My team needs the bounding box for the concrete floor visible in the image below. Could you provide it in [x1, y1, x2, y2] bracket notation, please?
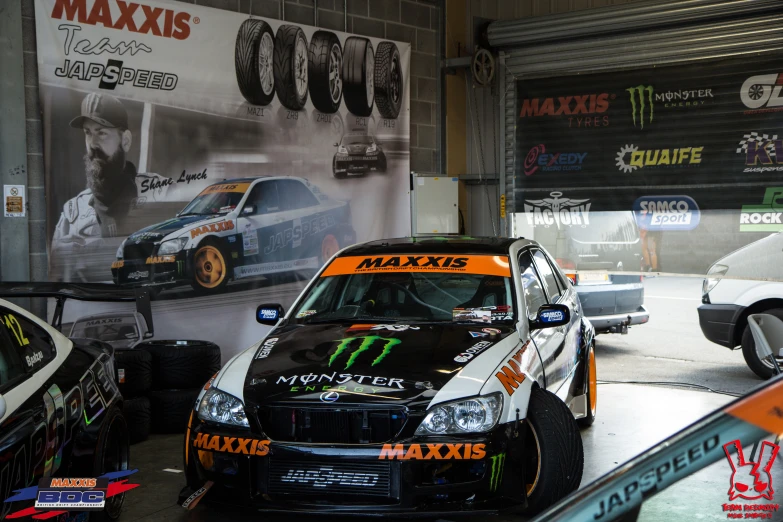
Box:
[119, 383, 783, 522]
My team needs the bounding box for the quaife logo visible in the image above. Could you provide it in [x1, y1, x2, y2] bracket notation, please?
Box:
[330, 336, 401, 369]
[523, 192, 591, 229]
[739, 187, 783, 232]
[51, 0, 194, 40]
[615, 144, 703, 173]
[737, 132, 783, 172]
[626, 85, 654, 129]
[519, 93, 612, 128]
[741, 73, 783, 114]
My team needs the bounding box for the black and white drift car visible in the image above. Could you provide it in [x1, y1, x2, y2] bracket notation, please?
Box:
[179, 237, 597, 515]
[111, 176, 356, 293]
[332, 133, 387, 178]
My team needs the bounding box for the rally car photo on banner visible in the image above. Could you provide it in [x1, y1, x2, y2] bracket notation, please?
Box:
[178, 237, 598, 515]
[111, 177, 356, 294]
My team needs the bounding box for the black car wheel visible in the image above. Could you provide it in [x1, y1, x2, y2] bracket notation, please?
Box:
[191, 241, 230, 293]
[521, 387, 584, 515]
[741, 308, 783, 379]
[91, 406, 130, 521]
[274, 25, 309, 111]
[342, 37, 374, 117]
[577, 341, 597, 428]
[374, 42, 403, 119]
[235, 19, 275, 106]
[309, 31, 342, 113]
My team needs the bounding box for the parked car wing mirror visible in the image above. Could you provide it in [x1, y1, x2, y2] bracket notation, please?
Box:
[530, 304, 570, 330]
[242, 205, 256, 215]
[256, 303, 284, 326]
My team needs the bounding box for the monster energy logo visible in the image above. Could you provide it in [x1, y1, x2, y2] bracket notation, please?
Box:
[489, 453, 506, 492]
[329, 336, 401, 370]
[627, 85, 654, 129]
[176, 260, 184, 275]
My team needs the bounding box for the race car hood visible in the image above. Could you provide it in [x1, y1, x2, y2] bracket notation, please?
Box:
[242, 322, 516, 408]
[346, 144, 370, 154]
[128, 214, 234, 243]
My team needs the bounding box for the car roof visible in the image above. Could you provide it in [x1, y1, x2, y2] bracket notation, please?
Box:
[208, 176, 310, 185]
[339, 236, 534, 256]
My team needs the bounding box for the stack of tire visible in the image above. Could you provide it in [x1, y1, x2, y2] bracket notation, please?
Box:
[114, 340, 221, 444]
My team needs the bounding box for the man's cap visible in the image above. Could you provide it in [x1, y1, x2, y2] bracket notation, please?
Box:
[69, 93, 129, 130]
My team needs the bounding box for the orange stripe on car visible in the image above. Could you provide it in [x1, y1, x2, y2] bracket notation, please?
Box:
[724, 378, 783, 434]
[321, 254, 511, 277]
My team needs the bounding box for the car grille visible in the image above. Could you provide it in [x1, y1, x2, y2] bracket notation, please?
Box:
[123, 243, 155, 260]
[268, 460, 392, 498]
[258, 406, 406, 444]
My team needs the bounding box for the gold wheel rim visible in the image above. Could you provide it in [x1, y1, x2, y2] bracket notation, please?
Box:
[321, 234, 339, 261]
[589, 344, 597, 415]
[194, 245, 226, 289]
[524, 419, 542, 496]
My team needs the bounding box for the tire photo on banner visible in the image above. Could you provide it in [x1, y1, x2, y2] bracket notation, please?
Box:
[274, 25, 309, 111]
[342, 36, 374, 117]
[235, 19, 276, 106]
[308, 31, 343, 114]
[374, 42, 403, 119]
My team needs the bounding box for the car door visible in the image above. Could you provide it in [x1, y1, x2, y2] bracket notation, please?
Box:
[532, 248, 582, 397]
[517, 249, 563, 393]
[274, 179, 326, 264]
[236, 180, 286, 275]
[0, 306, 61, 519]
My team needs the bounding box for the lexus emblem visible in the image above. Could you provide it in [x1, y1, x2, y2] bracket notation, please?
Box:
[320, 391, 339, 403]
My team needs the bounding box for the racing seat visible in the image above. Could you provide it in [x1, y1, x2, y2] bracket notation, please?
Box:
[363, 274, 432, 319]
[458, 275, 507, 309]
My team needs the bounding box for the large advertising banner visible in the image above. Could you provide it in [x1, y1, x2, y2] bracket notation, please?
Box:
[511, 55, 783, 275]
[34, 0, 411, 358]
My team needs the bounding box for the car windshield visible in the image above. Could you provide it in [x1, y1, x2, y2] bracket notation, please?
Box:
[290, 254, 515, 324]
[178, 183, 249, 216]
[70, 317, 139, 343]
[343, 135, 373, 145]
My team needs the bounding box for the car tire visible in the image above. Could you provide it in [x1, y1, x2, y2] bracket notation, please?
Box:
[191, 241, 230, 293]
[308, 31, 342, 113]
[332, 156, 347, 179]
[91, 406, 130, 521]
[521, 387, 584, 515]
[576, 341, 597, 428]
[122, 396, 151, 445]
[114, 348, 152, 398]
[149, 389, 201, 434]
[320, 234, 341, 264]
[273, 25, 309, 111]
[139, 340, 221, 390]
[342, 36, 374, 117]
[374, 42, 403, 119]
[235, 19, 276, 106]
[741, 308, 783, 379]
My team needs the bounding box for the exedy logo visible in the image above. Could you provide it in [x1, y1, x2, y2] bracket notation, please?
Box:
[330, 336, 401, 369]
[626, 85, 654, 129]
[739, 187, 783, 232]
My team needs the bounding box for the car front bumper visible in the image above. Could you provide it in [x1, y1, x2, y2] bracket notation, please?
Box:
[697, 303, 744, 348]
[334, 153, 386, 173]
[111, 254, 187, 287]
[180, 417, 529, 515]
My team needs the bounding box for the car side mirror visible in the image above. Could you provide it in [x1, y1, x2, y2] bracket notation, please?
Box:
[333, 142, 339, 147]
[0, 394, 6, 420]
[529, 304, 570, 330]
[242, 205, 256, 215]
[257, 303, 284, 326]
[143, 331, 154, 339]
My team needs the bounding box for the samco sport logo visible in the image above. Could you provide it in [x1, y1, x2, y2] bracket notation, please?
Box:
[190, 220, 234, 239]
[615, 144, 703, 173]
[379, 443, 487, 460]
[330, 336, 401, 370]
[523, 144, 587, 176]
[51, 0, 195, 40]
[633, 195, 701, 231]
[741, 73, 783, 114]
[739, 187, 783, 232]
[192, 433, 270, 456]
[737, 132, 783, 172]
[523, 192, 591, 229]
[519, 93, 612, 128]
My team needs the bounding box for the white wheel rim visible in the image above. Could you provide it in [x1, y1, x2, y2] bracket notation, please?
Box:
[258, 32, 274, 96]
[329, 43, 342, 104]
[295, 35, 308, 98]
[365, 46, 374, 107]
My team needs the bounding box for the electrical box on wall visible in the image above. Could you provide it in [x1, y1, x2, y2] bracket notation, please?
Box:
[411, 174, 459, 235]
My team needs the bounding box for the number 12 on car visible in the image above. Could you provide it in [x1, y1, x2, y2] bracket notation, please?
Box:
[3, 314, 30, 346]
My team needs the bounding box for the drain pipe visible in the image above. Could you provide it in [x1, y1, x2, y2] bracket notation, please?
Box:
[344, 0, 347, 31]
[314, 0, 317, 25]
[281, 0, 285, 20]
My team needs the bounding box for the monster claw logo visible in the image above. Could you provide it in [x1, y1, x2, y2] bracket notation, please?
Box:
[724, 439, 779, 501]
[329, 336, 401, 369]
[627, 85, 654, 128]
[489, 453, 506, 492]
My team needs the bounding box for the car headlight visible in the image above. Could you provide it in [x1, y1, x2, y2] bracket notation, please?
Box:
[157, 238, 187, 256]
[338, 145, 348, 154]
[116, 240, 125, 260]
[197, 388, 249, 427]
[703, 263, 728, 295]
[415, 393, 502, 435]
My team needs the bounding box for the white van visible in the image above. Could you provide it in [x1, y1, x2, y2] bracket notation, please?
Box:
[698, 232, 783, 378]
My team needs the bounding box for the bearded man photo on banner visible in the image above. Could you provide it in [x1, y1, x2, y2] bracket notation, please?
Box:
[50, 92, 168, 282]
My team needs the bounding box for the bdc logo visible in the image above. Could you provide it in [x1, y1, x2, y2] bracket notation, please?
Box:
[626, 85, 654, 129]
[329, 336, 401, 369]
